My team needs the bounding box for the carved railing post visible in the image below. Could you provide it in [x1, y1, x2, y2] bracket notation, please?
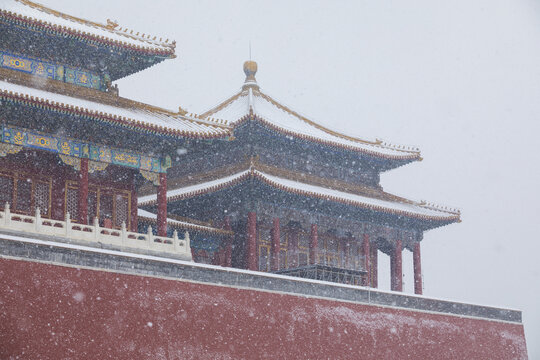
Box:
[173, 230, 180, 252]
[35, 207, 41, 233]
[65, 212, 71, 237]
[184, 231, 190, 254]
[5, 203, 11, 227]
[147, 225, 153, 249]
[121, 221, 127, 246]
[93, 217, 99, 240]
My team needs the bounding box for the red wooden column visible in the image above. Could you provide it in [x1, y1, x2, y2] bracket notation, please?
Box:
[270, 218, 280, 271]
[78, 158, 88, 224]
[309, 224, 318, 265]
[413, 242, 423, 295]
[362, 234, 370, 286]
[157, 173, 167, 237]
[370, 246, 378, 288]
[247, 212, 257, 271]
[130, 172, 138, 232]
[224, 216, 233, 267]
[391, 239, 403, 292]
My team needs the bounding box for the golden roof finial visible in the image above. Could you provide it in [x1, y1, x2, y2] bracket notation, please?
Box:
[242, 60, 259, 90]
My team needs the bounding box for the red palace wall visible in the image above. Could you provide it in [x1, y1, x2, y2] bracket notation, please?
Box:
[0, 258, 527, 360]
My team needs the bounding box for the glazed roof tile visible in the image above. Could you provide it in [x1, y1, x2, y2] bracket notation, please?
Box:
[138, 167, 460, 223]
[0, 77, 231, 139]
[201, 73, 421, 160]
[0, 0, 175, 54]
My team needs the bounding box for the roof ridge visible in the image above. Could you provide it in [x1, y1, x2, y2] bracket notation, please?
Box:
[254, 89, 382, 147]
[143, 159, 458, 220]
[4, 0, 175, 52]
[0, 67, 231, 131]
[200, 89, 245, 119]
[139, 164, 459, 222]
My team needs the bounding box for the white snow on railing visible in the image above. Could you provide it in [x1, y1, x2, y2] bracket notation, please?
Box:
[0, 203, 191, 260]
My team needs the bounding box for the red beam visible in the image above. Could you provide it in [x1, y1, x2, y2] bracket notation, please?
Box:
[362, 234, 370, 286]
[271, 218, 280, 271]
[247, 212, 257, 271]
[392, 239, 403, 292]
[224, 216, 233, 267]
[157, 173, 167, 237]
[414, 242, 423, 295]
[78, 158, 88, 224]
[370, 246, 378, 288]
[309, 224, 318, 265]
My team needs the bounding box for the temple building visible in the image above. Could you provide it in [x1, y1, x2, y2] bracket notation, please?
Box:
[0, 2, 527, 359]
[138, 61, 460, 293]
[0, 0, 233, 259]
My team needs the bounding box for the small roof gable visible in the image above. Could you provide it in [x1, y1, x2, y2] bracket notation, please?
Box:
[201, 61, 422, 162]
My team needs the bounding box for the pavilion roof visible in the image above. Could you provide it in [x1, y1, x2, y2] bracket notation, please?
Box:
[137, 209, 232, 236]
[0, 68, 231, 139]
[200, 61, 422, 162]
[0, 0, 175, 56]
[138, 164, 460, 224]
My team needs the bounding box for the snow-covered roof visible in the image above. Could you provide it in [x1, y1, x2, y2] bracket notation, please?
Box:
[0, 72, 231, 139]
[137, 209, 231, 235]
[138, 166, 460, 223]
[201, 61, 421, 161]
[0, 0, 175, 55]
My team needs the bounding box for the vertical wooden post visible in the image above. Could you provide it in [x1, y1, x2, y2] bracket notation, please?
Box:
[247, 212, 257, 271]
[271, 217, 280, 271]
[362, 233, 370, 286]
[392, 238, 403, 292]
[78, 158, 88, 225]
[224, 216, 233, 267]
[413, 242, 423, 295]
[309, 223, 318, 265]
[157, 173, 167, 237]
[370, 246, 378, 288]
[131, 172, 138, 232]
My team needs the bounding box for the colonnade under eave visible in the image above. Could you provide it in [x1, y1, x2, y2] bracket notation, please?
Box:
[214, 211, 424, 295]
[76, 157, 169, 236]
[0, 145, 170, 237]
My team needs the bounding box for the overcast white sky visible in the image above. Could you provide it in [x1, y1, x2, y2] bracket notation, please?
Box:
[45, 0, 540, 356]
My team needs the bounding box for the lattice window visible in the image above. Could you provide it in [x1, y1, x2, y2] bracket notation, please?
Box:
[279, 249, 287, 270]
[298, 252, 308, 267]
[0, 175, 13, 208]
[88, 191, 97, 223]
[15, 178, 32, 213]
[66, 181, 130, 228]
[35, 181, 50, 216]
[66, 186, 78, 220]
[115, 194, 128, 227]
[258, 245, 270, 272]
[99, 193, 113, 222]
[66, 186, 78, 219]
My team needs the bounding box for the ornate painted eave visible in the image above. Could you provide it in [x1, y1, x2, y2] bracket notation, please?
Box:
[0, 67, 232, 140]
[0, 0, 175, 57]
[138, 162, 461, 224]
[138, 209, 233, 236]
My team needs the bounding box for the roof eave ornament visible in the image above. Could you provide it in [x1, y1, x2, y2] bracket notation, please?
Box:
[242, 60, 259, 91]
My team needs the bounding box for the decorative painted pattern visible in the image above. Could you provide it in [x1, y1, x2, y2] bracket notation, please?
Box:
[0, 143, 22, 157]
[0, 51, 101, 90]
[65, 67, 101, 89]
[1, 125, 167, 173]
